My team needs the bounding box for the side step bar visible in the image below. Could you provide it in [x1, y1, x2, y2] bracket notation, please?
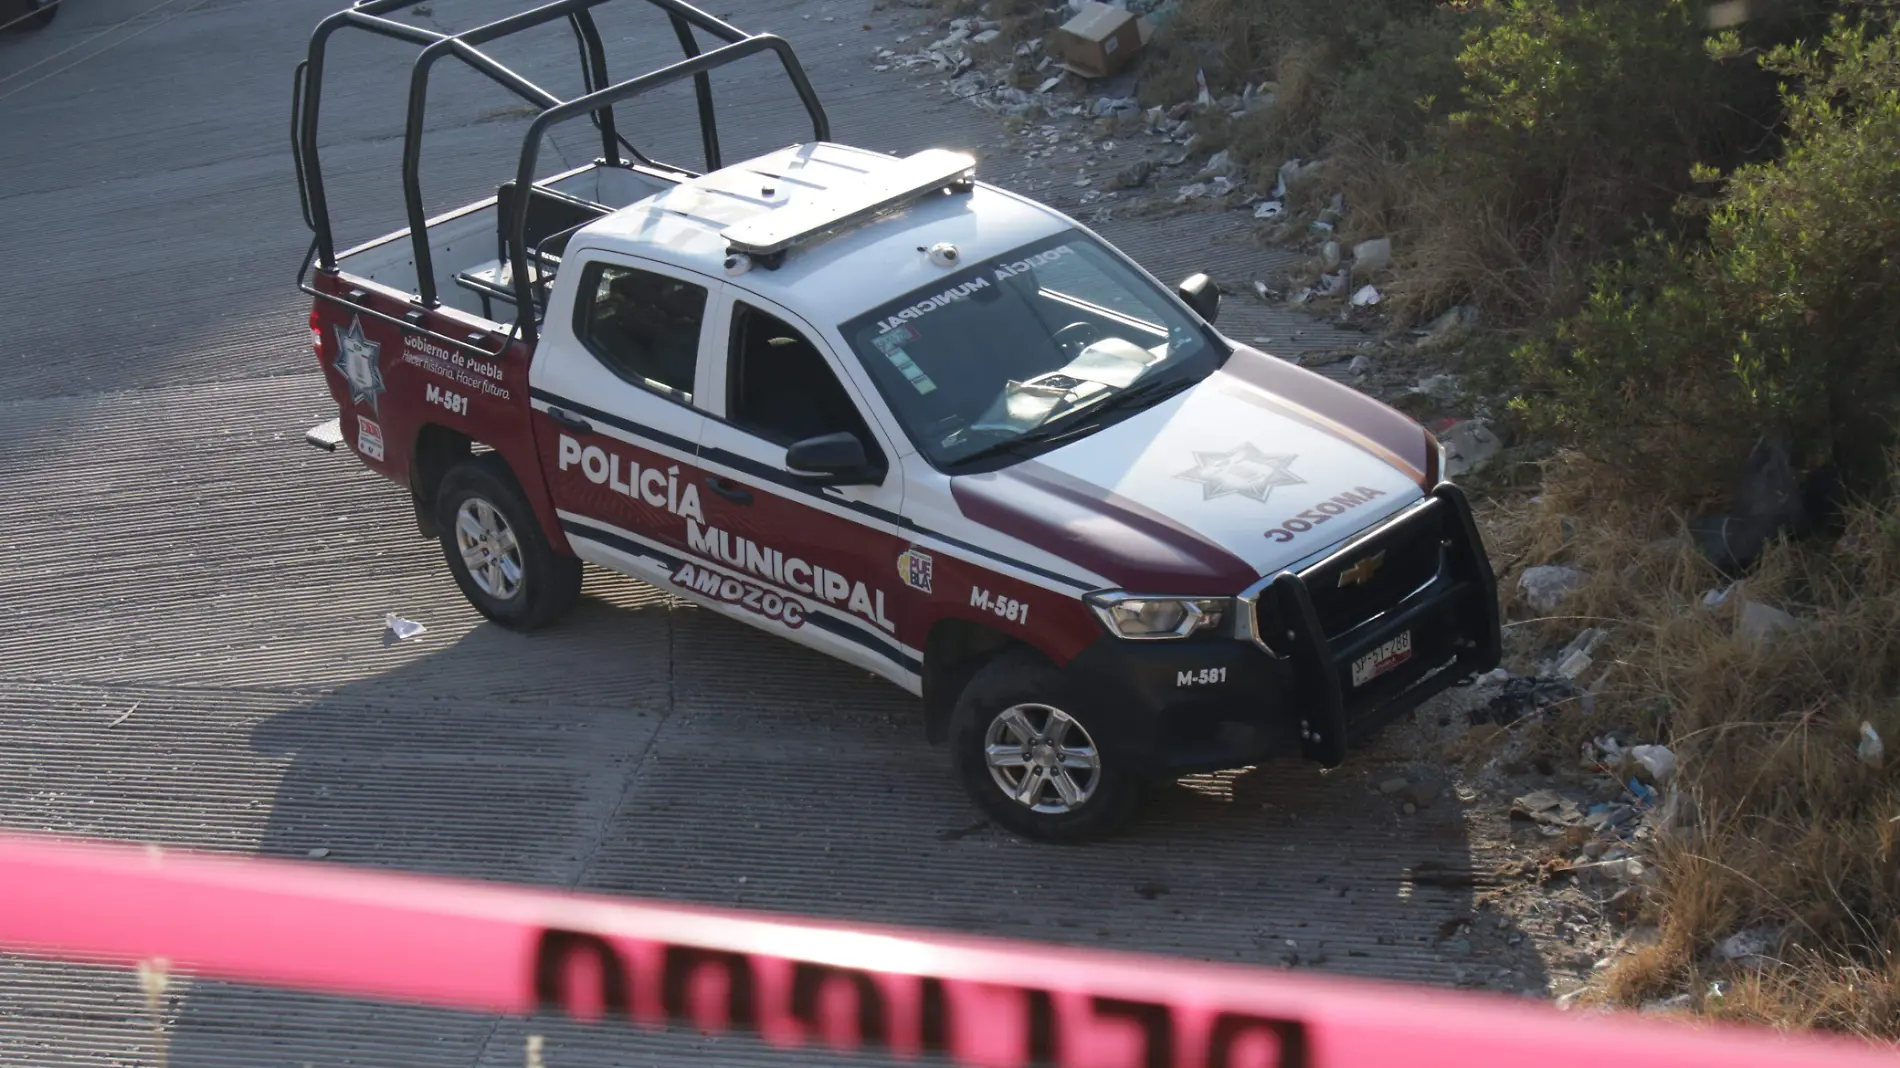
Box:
[305, 418, 344, 452]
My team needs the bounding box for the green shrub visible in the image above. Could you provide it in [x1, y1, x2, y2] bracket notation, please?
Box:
[1511, 8, 1900, 501]
[1392, 0, 1777, 323]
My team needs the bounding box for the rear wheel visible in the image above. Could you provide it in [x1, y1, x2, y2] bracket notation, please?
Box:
[950, 650, 1143, 843]
[435, 455, 580, 630]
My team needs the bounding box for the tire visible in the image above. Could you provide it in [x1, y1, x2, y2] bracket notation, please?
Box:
[949, 649, 1144, 843]
[434, 454, 581, 630]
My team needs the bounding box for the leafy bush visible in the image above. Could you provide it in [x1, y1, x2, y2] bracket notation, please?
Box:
[1393, 0, 1780, 323]
[1512, 8, 1900, 500]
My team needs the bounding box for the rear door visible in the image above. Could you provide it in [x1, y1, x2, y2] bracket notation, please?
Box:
[691, 291, 922, 689]
[528, 251, 721, 586]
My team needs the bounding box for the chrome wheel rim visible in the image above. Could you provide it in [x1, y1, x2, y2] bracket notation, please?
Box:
[454, 497, 524, 600]
[983, 703, 1100, 814]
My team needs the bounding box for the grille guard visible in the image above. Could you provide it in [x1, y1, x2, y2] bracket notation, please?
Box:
[1236, 482, 1502, 765]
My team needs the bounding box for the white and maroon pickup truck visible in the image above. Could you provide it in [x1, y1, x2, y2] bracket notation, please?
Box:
[293, 0, 1501, 841]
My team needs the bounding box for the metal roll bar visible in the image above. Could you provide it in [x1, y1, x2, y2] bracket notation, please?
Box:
[292, 0, 830, 321]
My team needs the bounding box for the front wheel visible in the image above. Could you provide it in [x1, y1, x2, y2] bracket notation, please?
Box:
[434, 455, 581, 630]
[950, 650, 1144, 843]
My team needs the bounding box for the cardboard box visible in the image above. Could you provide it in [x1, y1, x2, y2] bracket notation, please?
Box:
[1049, 2, 1144, 80]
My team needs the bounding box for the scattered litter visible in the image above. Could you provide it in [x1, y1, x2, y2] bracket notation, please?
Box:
[1518, 565, 1587, 613]
[107, 702, 139, 729]
[1511, 789, 1583, 825]
[1050, 2, 1146, 79]
[1250, 280, 1281, 302]
[972, 27, 1000, 44]
[1108, 159, 1154, 189]
[1626, 779, 1659, 808]
[1314, 267, 1351, 297]
[1092, 95, 1139, 118]
[1272, 158, 1308, 198]
[1543, 628, 1607, 677]
[1347, 354, 1372, 377]
[1480, 675, 1578, 725]
[1702, 581, 1746, 608]
[1417, 304, 1477, 343]
[1716, 927, 1775, 966]
[1035, 74, 1064, 94]
[1195, 66, 1212, 106]
[1554, 648, 1592, 680]
[1196, 149, 1234, 179]
[1319, 240, 1341, 271]
[307, 848, 331, 859]
[1307, 219, 1335, 234]
[1442, 418, 1502, 478]
[1252, 199, 1284, 219]
[1627, 744, 1677, 786]
[1352, 237, 1393, 273]
[384, 613, 427, 641]
[1349, 284, 1382, 307]
[1378, 777, 1410, 795]
[1410, 373, 1462, 406]
[1736, 600, 1797, 644]
[1860, 721, 1885, 768]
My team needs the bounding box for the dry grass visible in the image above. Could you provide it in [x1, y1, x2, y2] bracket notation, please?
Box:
[1480, 454, 1900, 1037]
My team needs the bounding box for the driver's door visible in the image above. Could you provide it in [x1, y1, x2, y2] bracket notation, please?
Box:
[691, 292, 919, 687]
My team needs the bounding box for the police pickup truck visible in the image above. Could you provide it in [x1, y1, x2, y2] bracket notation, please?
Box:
[294, 0, 1501, 842]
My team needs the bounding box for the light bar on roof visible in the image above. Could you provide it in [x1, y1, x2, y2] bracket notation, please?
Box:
[721, 148, 976, 260]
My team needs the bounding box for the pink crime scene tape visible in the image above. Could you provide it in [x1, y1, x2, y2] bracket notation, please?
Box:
[0, 830, 1893, 1068]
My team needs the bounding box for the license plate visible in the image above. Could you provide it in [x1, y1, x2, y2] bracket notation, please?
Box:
[1351, 630, 1413, 687]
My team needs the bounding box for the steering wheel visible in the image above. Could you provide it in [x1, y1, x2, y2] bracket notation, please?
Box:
[1052, 321, 1106, 357]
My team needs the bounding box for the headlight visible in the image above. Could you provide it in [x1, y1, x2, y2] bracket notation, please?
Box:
[1086, 593, 1229, 639]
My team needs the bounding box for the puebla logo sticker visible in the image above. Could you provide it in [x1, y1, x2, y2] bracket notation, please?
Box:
[896, 548, 934, 593]
[334, 316, 387, 418]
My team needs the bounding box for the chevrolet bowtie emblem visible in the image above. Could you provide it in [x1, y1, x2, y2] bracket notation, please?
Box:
[1337, 551, 1386, 588]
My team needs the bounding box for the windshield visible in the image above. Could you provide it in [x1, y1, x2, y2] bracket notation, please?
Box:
[839, 230, 1225, 469]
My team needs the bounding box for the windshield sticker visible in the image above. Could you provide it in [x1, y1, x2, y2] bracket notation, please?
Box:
[891, 352, 937, 394]
[871, 326, 936, 392]
[871, 326, 915, 353]
[876, 276, 992, 334]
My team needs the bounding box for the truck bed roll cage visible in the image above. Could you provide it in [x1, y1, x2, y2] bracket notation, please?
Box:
[292, 0, 830, 344]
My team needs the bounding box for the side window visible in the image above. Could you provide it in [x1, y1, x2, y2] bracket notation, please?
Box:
[727, 303, 879, 454]
[574, 263, 707, 402]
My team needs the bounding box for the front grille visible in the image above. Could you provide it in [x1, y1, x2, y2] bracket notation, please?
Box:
[1301, 503, 1445, 639]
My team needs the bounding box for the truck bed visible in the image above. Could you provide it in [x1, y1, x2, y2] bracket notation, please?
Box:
[334, 161, 678, 325]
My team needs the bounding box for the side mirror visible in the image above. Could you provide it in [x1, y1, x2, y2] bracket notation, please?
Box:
[1178, 273, 1221, 324]
[786, 431, 881, 486]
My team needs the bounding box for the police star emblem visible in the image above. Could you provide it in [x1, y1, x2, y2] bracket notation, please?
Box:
[1175, 443, 1305, 503]
[333, 316, 387, 417]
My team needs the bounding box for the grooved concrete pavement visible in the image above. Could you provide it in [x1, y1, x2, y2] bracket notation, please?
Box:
[0, 1, 1541, 1064]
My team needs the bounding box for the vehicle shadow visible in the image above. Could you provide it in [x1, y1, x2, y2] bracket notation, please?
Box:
[156, 570, 1548, 1068]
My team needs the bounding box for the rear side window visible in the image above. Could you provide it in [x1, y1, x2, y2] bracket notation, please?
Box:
[574, 263, 707, 402]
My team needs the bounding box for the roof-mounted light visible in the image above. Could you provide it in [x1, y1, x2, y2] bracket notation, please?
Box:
[720, 148, 976, 265]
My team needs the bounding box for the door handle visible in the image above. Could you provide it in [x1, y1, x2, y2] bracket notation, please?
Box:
[704, 475, 753, 505]
[546, 406, 592, 433]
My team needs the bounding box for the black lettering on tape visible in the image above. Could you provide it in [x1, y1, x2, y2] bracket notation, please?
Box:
[790, 961, 890, 1047]
[661, 946, 757, 1029]
[1027, 987, 1058, 1066]
[1208, 1011, 1309, 1068]
[920, 975, 951, 1054]
[532, 928, 630, 1018]
[1092, 997, 1173, 1068]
